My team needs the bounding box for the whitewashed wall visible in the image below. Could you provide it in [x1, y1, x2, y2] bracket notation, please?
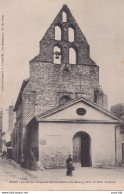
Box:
[39, 122, 116, 168]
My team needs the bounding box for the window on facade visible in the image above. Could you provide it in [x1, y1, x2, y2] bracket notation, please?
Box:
[54, 46, 61, 64]
[94, 89, 103, 104]
[94, 90, 98, 103]
[69, 47, 76, 64]
[62, 11, 67, 22]
[59, 95, 71, 106]
[68, 27, 75, 42]
[76, 108, 86, 116]
[55, 26, 61, 40]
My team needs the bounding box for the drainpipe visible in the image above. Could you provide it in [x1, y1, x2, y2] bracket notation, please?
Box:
[115, 124, 122, 165]
[115, 126, 117, 164]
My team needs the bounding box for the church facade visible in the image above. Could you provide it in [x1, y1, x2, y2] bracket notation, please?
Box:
[12, 5, 123, 169]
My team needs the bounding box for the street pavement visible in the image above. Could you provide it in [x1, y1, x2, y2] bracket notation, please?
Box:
[0, 158, 124, 190]
[0, 158, 35, 182]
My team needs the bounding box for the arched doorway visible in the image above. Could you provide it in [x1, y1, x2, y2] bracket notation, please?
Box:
[73, 131, 91, 167]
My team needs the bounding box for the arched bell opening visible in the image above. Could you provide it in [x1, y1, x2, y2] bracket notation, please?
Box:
[62, 11, 67, 22]
[69, 47, 77, 64]
[53, 45, 62, 64]
[55, 25, 62, 41]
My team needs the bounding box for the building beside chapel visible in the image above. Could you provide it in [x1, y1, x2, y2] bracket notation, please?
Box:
[0, 110, 3, 153]
[12, 5, 123, 169]
[111, 104, 124, 120]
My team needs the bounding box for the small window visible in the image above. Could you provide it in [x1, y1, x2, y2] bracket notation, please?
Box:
[59, 95, 71, 106]
[55, 26, 61, 40]
[68, 27, 75, 42]
[94, 90, 99, 103]
[69, 47, 76, 64]
[94, 89, 103, 103]
[76, 108, 86, 116]
[54, 46, 61, 64]
[62, 11, 67, 22]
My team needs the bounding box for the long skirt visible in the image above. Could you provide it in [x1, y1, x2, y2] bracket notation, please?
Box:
[66, 167, 72, 176]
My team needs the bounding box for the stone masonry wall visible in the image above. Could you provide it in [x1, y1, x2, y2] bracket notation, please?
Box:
[21, 59, 107, 125]
[27, 62, 100, 117]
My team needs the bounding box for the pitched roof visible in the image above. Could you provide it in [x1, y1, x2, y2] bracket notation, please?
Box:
[35, 97, 120, 121]
[14, 78, 29, 111]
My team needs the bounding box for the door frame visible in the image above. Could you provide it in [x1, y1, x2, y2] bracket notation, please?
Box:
[73, 131, 92, 167]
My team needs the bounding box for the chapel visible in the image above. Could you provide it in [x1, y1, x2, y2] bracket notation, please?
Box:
[12, 5, 123, 169]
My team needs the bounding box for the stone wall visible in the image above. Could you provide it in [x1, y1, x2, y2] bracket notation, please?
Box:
[21, 57, 107, 125]
[27, 62, 104, 117]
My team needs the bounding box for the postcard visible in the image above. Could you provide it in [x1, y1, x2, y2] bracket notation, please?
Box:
[0, 0, 124, 191]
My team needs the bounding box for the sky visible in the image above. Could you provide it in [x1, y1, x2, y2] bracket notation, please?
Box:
[0, 0, 124, 131]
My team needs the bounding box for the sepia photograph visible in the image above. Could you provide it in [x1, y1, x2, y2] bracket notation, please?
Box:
[0, 0, 124, 191]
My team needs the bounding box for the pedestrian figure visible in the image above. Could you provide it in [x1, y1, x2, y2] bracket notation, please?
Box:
[66, 155, 73, 176]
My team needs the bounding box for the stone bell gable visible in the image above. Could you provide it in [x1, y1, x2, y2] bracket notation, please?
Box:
[31, 4, 93, 65]
[23, 4, 107, 124]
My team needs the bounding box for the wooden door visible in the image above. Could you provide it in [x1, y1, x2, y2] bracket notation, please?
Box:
[81, 135, 90, 167]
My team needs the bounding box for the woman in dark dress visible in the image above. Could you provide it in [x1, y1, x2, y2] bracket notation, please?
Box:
[66, 155, 73, 176]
